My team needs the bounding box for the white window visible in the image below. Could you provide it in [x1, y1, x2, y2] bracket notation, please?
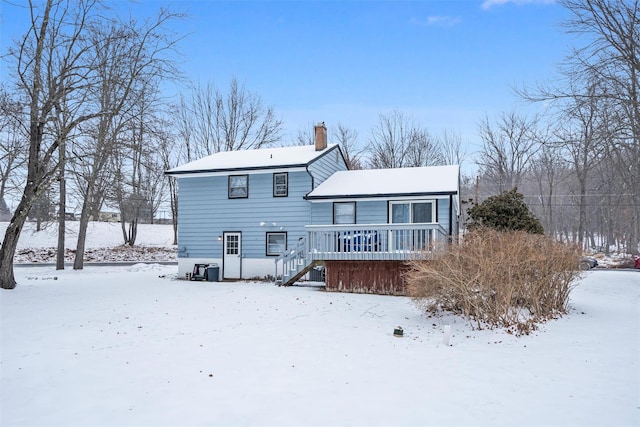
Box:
[333, 202, 356, 224]
[273, 172, 288, 197]
[228, 175, 248, 198]
[266, 232, 287, 256]
[390, 201, 435, 223]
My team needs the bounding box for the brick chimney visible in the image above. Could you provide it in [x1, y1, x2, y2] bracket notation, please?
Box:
[314, 122, 327, 151]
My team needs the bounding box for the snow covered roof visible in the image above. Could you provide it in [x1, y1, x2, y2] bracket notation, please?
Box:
[306, 165, 459, 200]
[166, 144, 340, 175]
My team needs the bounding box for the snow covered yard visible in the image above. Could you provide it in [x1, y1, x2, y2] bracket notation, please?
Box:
[1, 267, 638, 426]
[1, 222, 177, 263]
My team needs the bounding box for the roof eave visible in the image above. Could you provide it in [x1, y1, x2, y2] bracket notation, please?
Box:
[305, 190, 459, 200]
[165, 163, 309, 176]
[165, 145, 342, 176]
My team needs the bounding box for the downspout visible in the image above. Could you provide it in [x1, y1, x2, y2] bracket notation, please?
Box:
[449, 195, 453, 240]
[304, 164, 315, 240]
[305, 164, 315, 195]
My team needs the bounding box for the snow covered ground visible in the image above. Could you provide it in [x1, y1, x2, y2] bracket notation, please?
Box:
[1, 221, 639, 425]
[1, 221, 176, 263]
[1, 266, 638, 426]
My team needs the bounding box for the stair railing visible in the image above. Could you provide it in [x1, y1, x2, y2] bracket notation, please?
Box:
[274, 237, 309, 284]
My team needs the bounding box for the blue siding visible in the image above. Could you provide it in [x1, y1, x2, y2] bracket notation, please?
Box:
[310, 202, 332, 225]
[309, 197, 454, 233]
[356, 201, 387, 223]
[177, 171, 312, 259]
[307, 146, 348, 189]
[309, 201, 387, 224]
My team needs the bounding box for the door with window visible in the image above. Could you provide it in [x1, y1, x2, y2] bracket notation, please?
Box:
[223, 232, 241, 279]
[389, 201, 434, 250]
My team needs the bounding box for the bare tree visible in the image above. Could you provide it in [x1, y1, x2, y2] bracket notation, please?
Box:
[529, 143, 567, 236]
[477, 111, 541, 194]
[216, 78, 283, 151]
[294, 122, 316, 146]
[52, 92, 82, 269]
[111, 90, 162, 247]
[406, 129, 444, 167]
[174, 95, 196, 162]
[367, 110, 443, 168]
[157, 124, 181, 244]
[368, 110, 413, 168]
[0, 0, 110, 289]
[0, 87, 28, 221]
[178, 81, 217, 158]
[142, 131, 170, 225]
[332, 123, 364, 169]
[70, 10, 182, 269]
[438, 129, 468, 166]
[560, 0, 639, 245]
[519, 0, 639, 253]
[179, 78, 283, 156]
[555, 78, 609, 247]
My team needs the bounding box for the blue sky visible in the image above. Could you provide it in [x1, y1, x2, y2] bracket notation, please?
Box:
[1, 0, 572, 160]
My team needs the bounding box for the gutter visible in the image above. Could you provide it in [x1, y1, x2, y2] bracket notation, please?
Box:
[165, 163, 309, 177]
[305, 190, 458, 201]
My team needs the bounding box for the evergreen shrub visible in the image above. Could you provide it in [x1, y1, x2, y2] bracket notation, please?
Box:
[467, 188, 544, 234]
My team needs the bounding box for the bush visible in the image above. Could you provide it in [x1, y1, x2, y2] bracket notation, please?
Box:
[467, 188, 544, 234]
[406, 228, 582, 334]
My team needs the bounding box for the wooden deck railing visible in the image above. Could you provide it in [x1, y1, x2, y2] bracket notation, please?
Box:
[275, 223, 451, 284]
[305, 223, 449, 261]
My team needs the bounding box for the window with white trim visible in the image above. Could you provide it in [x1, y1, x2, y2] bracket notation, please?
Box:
[266, 232, 287, 256]
[390, 201, 435, 223]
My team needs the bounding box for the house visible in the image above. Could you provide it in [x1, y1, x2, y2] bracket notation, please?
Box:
[166, 123, 460, 294]
[302, 165, 459, 293]
[166, 124, 347, 280]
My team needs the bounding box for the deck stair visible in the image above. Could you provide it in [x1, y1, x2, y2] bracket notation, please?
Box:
[275, 237, 318, 286]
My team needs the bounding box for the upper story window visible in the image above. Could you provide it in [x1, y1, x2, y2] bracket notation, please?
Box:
[273, 172, 288, 197]
[390, 201, 435, 223]
[333, 202, 356, 224]
[228, 175, 248, 199]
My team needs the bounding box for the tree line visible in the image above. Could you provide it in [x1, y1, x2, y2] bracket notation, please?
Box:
[476, 0, 638, 254]
[0, 0, 637, 289]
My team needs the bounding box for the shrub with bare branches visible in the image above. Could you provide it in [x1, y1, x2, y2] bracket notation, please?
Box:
[406, 228, 582, 334]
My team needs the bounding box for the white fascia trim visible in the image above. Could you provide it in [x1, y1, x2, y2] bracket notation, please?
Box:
[308, 195, 454, 203]
[175, 167, 306, 178]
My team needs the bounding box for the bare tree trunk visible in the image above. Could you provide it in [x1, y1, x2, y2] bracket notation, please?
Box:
[73, 206, 91, 271]
[0, 0, 54, 289]
[0, 216, 27, 289]
[73, 164, 105, 271]
[169, 177, 178, 245]
[56, 137, 66, 270]
[0, 183, 39, 289]
[1, 0, 103, 289]
[56, 174, 66, 270]
[577, 185, 587, 247]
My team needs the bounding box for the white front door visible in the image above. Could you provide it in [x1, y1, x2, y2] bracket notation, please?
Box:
[223, 232, 241, 279]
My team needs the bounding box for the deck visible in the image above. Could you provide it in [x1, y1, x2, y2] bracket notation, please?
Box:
[275, 223, 449, 289]
[306, 223, 449, 261]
